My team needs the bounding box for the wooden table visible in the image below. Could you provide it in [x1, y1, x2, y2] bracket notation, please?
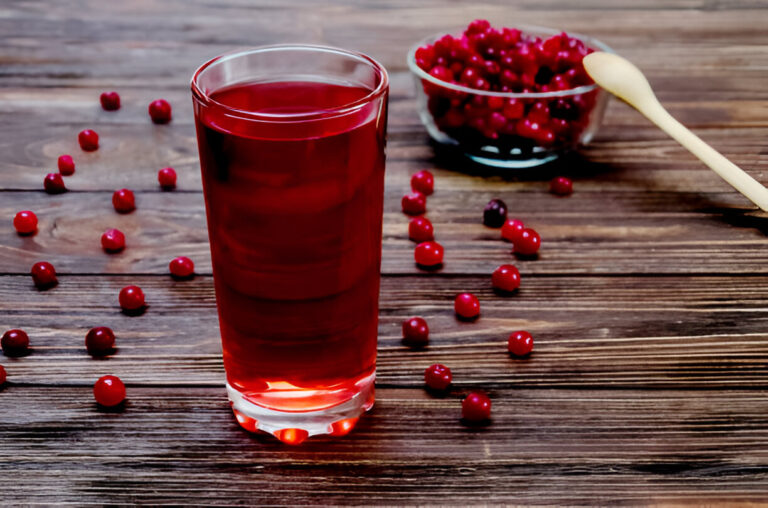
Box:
[2, 0, 768, 504]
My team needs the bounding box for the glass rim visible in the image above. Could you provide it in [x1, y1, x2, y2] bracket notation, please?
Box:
[406, 24, 614, 99]
[191, 44, 389, 122]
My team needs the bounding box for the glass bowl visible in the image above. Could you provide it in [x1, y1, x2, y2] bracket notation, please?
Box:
[407, 25, 614, 169]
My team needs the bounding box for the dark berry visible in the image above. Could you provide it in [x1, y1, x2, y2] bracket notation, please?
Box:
[93, 375, 126, 407]
[112, 189, 135, 213]
[424, 363, 452, 391]
[119, 285, 145, 311]
[483, 198, 507, 228]
[44, 173, 67, 194]
[550, 176, 573, 196]
[501, 219, 525, 243]
[58, 154, 75, 176]
[0, 365, 5, 385]
[402, 191, 427, 215]
[85, 326, 116, 357]
[169, 256, 195, 278]
[100, 91, 121, 111]
[2, 329, 29, 356]
[454, 292, 480, 319]
[514, 228, 541, 256]
[13, 211, 37, 235]
[492, 264, 521, 292]
[408, 216, 434, 243]
[462, 391, 491, 422]
[158, 167, 177, 190]
[508, 330, 534, 356]
[78, 129, 99, 151]
[31, 261, 57, 289]
[148, 99, 172, 124]
[414, 241, 444, 267]
[101, 228, 125, 253]
[411, 170, 434, 196]
[402, 317, 429, 347]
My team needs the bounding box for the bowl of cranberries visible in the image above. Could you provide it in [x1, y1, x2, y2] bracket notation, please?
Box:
[407, 20, 613, 168]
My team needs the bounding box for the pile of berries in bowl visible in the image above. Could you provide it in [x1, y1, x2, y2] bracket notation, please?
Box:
[407, 20, 613, 168]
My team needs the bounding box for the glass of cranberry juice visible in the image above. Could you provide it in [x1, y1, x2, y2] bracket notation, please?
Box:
[191, 45, 389, 444]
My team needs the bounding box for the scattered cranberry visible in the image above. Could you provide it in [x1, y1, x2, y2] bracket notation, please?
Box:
[112, 189, 135, 213]
[43, 173, 67, 194]
[85, 326, 116, 357]
[414, 241, 444, 267]
[158, 167, 177, 190]
[57, 154, 75, 176]
[93, 375, 126, 407]
[501, 218, 525, 243]
[483, 198, 507, 228]
[13, 211, 38, 235]
[408, 216, 434, 243]
[119, 285, 145, 312]
[514, 228, 541, 256]
[101, 228, 126, 253]
[30, 261, 57, 289]
[492, 264, 521, 292]
[78, 129, 99, 151]
[424, 363, 452, 391]
[402, 191, 427, 215]
[169, 256, 195, 278]
[462, 391, 492, 422]
[0, 365, 5, 386]
[411, 170, 435, 196]
[100, 91, 121, 111]
[550, 176, 573, 196]
[148, 99, 172, 124]
[454, 292, 480, 319]
[402, 317, 429, 347]
[2, 329, 29, 356]
[508, 330, 534, 356]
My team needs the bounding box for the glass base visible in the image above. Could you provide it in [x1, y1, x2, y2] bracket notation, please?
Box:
[465, 151, 558, 168]
[227, 372, 375, 445]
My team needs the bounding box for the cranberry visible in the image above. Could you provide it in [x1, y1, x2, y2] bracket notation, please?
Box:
[93, 375, 126, 407]
[462, 391, 491, 422]
[411, 170, 435, 196]
[78, 129, 99, 151]
[409, 216, 434, 243]
[85, 326, 115, 357]
[492, 264, 521, 292]
[514, 228, 541, 256]
[550, 176, 573, 196]
[454, 292, 480, 319]
[148, 99, 172, 124]
[112, 189, 135, 213]
[13, 210, 37, 235]
[158, 167, 177, 190]
[31, 261, 57, 289]
[508, 330, 534, 356]
[424, 363, 452, 391]
[501, 219, 525, 243]
[169, 256, 195, 278]
[57, 154, 75, 176]
[414, 241, 444, 267]
[402, 191, 427, 215]
[100, 91, 121, 111]
[2, 329, 29, 356]
[483, 198, 507, 228]
[119, 285, 145, 312]
[43, 173, 67, 194]
[402, 317, 429, 347]
[101, 228, 126, 253]
[0, 365, 5, 386]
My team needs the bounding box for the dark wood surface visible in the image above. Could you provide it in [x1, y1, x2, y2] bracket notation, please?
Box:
[2, 0, 768, 504]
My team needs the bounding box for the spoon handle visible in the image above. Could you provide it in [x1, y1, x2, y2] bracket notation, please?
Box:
[639, 99, 768, 212]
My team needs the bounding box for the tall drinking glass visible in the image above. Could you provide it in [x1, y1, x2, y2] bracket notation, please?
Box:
[191, 45, 388, 444]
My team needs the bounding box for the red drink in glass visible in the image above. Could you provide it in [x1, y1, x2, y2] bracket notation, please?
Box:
[191, 46, 388, 443]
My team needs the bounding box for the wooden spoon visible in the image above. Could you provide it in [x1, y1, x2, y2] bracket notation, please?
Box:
[583, 51, 768, 212]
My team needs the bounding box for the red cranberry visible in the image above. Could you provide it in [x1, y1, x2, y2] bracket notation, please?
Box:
[158, 167, 177, 190]
[483, 198, 507, 228]
[169, 256, 195, 278]
[85, 326, 115, 357]
[411, 170, 435, 196]
[93, 375, 126, 407]
[119, 285, 145, 311]
[2, 329, 29, 356]
[454, 292, 480, 319]
[57, 154, 75, 176]
[492, 264, 521, 292]
[501, 219, 525, 243]
[508, 330, 534, 356]
[462, 391, 491, 422]
[13, 211, 37, 235]
[100, 91, 121, 111]
[514, 228, 541, 256]
[550, 176, 573, 196]
[43, 173, 67, 194]
[78, 129, 99, 151]
[402, 317, 429, 347]
[408, 216, 434, 243]
[424, 363, 452, 391]
[148, 99, 172, 124]
[402, 191, 427, 215]
[0, 365, 5, 385]
[31, 261, 57, 289]
[101, 228, 125, 253]
[112, 189, 135, 213]
[414, 241, 444, 267]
